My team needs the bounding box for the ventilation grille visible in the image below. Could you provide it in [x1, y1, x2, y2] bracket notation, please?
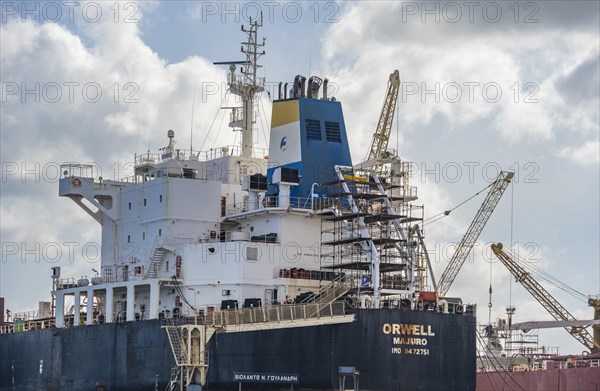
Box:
[325, 121, 342, 142]
[305, 119, 322, 140]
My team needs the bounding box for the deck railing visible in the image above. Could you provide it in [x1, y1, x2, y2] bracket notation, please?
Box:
[160, 301, 348, 330]
[205, 301, 347, 327]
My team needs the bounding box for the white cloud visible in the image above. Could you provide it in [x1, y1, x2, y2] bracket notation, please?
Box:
[493, 100, 555, 141]
[559, 139, 600, 166]
[321, 2, 599, 147]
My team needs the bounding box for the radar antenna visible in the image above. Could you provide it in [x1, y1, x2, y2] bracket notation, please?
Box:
[226, 14, 266, 158]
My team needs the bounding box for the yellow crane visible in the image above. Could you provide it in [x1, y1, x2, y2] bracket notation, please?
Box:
[365, 70, 400, 168]
[491, 243, 600, 353]
[436, 171, 514, 297]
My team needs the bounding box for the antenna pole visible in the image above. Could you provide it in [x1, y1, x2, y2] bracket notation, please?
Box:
[228, 14, 266, 158]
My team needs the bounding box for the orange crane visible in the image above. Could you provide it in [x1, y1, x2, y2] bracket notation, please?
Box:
[491, 243, 600, 353]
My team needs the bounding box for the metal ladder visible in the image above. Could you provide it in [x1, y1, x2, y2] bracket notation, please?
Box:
[163, 319, 213, 391]
[167, 367, 181, 391]
[301, 274, 350, 305]
[164, 318, 187, 365]
[146, 247, 166, 278]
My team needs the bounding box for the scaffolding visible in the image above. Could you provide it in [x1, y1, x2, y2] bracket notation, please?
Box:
[319, 160, 430, 305]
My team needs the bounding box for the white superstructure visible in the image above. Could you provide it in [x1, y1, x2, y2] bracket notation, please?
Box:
[50, 18, 433, 330]
[55, 129, 326, 327]
[52, 18, 328, 328]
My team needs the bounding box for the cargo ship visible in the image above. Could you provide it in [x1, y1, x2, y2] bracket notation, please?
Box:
[0, 19, 479, 391]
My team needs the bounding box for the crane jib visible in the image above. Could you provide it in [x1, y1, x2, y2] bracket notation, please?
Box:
[491, 243, 599, 353]
[437, 171, 514, 298]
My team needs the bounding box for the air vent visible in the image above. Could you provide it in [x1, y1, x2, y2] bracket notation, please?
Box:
[249, 174, 268, 191]
[281, 167, 300, 184]
[325, 121, 341, 142]
[305, 119, 321, 140]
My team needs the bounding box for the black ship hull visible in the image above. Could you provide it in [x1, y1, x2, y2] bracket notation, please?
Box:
[0, 309, 476, 390]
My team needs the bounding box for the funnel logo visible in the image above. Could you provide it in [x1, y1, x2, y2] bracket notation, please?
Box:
[280, 137, 288, 151]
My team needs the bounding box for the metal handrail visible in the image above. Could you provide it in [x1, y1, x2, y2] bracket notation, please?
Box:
[226, 196, 337, 215]
[204, 301, 347, 328]
[300, 274, 348, 304]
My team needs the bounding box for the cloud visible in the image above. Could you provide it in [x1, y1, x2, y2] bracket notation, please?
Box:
[320, 1, 599, 148]
[559, 139, 600, 166]
[556, 51, 600, 106]
[0, 15, 229, 180]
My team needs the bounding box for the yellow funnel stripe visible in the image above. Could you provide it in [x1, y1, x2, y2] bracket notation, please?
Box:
[271, 100, 300, 128]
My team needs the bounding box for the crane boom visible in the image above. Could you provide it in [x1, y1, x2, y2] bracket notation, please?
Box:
[437, 171, 514, 297]
[366, 70, 400, 162]
[491, 243, 599, 353]
[509, 320, 600, 332]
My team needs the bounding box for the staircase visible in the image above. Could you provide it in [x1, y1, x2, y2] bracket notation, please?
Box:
[164, 319, 187, 365]
[317, 283, 351, 304]
[163, 319, 211, 391]
[167, 367, 181, 391]
[146, 247, 166, 278]
[301, 274, 350, 305]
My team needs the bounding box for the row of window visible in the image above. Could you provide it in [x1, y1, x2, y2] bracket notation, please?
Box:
[127, 229, 162, 243]
[128, 195, 163, 210]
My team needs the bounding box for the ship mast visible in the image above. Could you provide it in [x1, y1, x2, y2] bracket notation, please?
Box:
[228, 15, 266, 158]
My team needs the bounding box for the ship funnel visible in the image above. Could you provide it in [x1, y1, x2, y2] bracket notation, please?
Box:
[307, 76, 323, 99]
[322, 78, 329, 100]
[267, 81, 352, 200]
[283, 82, 288, 99]
[300, 76, 306, 97]
[292, 75, 306, 98]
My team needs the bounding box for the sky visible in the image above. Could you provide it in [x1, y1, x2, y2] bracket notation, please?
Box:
[1, 1, 599, 355]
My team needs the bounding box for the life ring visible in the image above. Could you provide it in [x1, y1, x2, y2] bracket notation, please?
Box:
[72, 177, 81, 187]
